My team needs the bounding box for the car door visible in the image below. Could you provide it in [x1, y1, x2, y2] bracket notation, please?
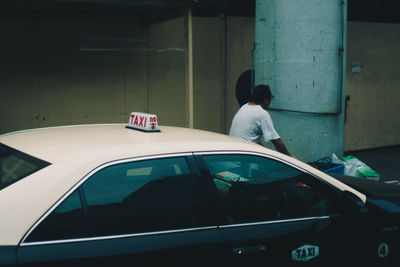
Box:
[17, 154, 225, 267]
[195, 152, 386, 267]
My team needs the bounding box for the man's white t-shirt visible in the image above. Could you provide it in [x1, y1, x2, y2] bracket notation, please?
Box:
[229, 103, 280, 144]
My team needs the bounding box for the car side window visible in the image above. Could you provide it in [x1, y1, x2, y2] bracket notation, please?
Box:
[27, 157, 200, 242]
[0, 143, 50, 190]
[202, 154, 343, 224]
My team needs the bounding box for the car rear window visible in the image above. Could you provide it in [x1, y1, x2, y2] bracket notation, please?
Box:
[0, 143, 50, 190]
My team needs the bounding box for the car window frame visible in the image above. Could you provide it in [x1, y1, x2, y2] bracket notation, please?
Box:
[20, 152, 219, 246]
[194, 151, 345, 226]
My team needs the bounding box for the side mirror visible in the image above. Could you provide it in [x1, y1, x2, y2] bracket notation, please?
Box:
[342, 190, 367, 216]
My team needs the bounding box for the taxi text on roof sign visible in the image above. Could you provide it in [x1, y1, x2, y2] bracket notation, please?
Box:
[126, 112, 160, 132]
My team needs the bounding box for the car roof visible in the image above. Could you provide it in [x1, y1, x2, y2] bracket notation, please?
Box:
[0, 124, 267, 164]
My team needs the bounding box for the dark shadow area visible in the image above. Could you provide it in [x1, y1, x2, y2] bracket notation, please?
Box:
[348, 0, 400, 24]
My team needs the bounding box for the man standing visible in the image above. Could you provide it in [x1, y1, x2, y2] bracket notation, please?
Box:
[229, 84, 293, 157]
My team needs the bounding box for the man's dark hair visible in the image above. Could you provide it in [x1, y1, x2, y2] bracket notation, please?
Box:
[250, 85, 272, 104]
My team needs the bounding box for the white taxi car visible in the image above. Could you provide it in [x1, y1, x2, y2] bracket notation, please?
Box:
[0, 112, 399, 266]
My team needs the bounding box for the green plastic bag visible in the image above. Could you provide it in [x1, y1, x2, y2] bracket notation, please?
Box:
[342, 156, 380, 181]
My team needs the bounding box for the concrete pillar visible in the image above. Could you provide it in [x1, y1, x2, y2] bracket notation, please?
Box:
[255, 0, 347, 162]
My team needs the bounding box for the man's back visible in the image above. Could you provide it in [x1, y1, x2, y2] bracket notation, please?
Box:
[229, 103, 279, 144]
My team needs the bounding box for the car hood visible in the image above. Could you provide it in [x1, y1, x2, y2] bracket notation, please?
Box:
[332, 174, 400, 214]
[332, 175, 400, 199]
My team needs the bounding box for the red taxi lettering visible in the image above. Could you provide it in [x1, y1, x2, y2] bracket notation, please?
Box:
[139, 116, 145, 127]
[133, 116, 139, 126]
[130, 114, 135, 124]
[130, 115, 149, 127]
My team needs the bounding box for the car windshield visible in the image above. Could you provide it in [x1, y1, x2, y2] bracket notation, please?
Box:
[0, 143, 50, 190]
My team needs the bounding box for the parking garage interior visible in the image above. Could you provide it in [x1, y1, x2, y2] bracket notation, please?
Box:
[0, 0, 399, 163]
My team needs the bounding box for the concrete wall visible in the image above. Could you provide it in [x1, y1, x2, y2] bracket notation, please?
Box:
[0, 17, 148, 134]
[345, 22, 400, 151]
[193, 17, 225, 133]
[2, 16, 398, 153]
[0, 16, 188, 134]
[225, 17, 255, 133]
[0, 15, 254, 135]
[254, 0, 347, 162]
[192, 16, 255, 134]
[147, 17, 188, 127]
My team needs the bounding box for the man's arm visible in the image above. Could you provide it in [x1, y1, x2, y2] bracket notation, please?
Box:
[271, 138, 292, 157]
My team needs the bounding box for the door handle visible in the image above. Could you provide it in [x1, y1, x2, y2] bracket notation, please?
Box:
[233, 245, 266, 255]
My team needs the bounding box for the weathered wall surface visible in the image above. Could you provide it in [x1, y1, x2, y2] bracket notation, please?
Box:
[192, 17, 225, 133]
[2, 16, 398, 154]
[147, 17, 188, 127]
[0, 17, 147, 134]
[255, 0, 347, 162]
[0, 16, 189, 134]
[225, 17, 255, 133]
[345, 22, 400, 151]
[0, 15, 254, 135]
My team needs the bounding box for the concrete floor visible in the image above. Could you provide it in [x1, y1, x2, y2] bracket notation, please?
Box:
[345, 145, 400, 182]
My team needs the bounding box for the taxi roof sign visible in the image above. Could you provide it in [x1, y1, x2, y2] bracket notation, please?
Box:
[126, 112, 160, 132]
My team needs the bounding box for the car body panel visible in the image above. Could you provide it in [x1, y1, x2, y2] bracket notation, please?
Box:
[0, 124, 366, 246]
[17, 227, 224, 266]
[5, 122, 396, 267]
[0, 246, 17, 265]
